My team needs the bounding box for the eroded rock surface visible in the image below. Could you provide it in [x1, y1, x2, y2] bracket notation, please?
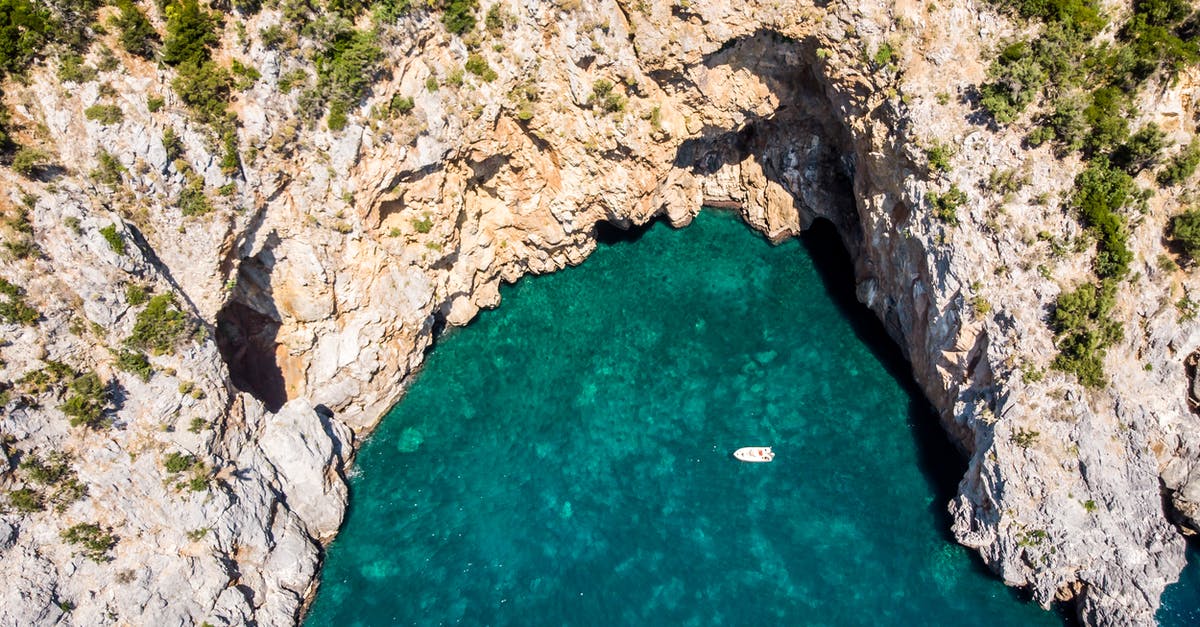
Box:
[1, 1, 1199, 625]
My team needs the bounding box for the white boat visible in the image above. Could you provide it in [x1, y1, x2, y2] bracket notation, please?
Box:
[733, 446, 775, 463]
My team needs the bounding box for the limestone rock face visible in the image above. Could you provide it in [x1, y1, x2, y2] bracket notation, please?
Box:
[1, 1, 1199, 626]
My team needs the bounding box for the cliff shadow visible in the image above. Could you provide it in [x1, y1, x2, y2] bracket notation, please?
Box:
[801, 217, 1077, 623]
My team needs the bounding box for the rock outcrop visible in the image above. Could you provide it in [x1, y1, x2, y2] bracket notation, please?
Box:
[1, 1, 1199, 625]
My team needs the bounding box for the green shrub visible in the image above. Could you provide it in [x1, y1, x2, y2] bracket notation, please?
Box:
[162, 127, 184, 162]
[872, 42, 898, 70]
[99, 224, 125, 255]
[84, 104, 124, 125]
[442, 0, 479, 34]
[18, 360, 74, 395]
[1028, 95, 1087, 154]
[161, 0, 229, 123]
[147, 95, 165, 112]
[464, 52, 497, 82]
[128, 294, 191, 354]
[1050, 280, 1123, 387]
[10, 147, 50, 178]
[8, 487, 42, 512]
[231, 59, 260, 90]
[1169, 209, 1200, 261]
[260, 24, 287, 49]
[125, 283, 149, 305]
[1118, 4, 1200, 83]
[172, 60, 232, 125]
[20, 451, 86, 511]
[0, 277, 38, 324]
[412, 215, 433, 233]
[1011, 428, 1041, 448]
[589, 79, 625, 113]
[178, 180, 212, 217]
[986, 167, 1028, 194]
[314, 28, 383, 129]
[925, 142, 951, 173]
[1004, 0, 1106, 37]
[110, 0, 157, 59]
[1081, 87, 1129, 156]
[390, 94, 415, 115]
[57, 53, 96, 83]
[115, 349, 152, 381]
[928, 184, 967, 225]
[277, 68, 309, 94]
[20, 452, 72, 484]
[1112, 123, 1166, 173]
[1070, 159, 1134, 279]
[95, 45, 120, 72]
[163, 451, 196, 474]
[60, 372, 110, 428]
[979, 41, 1047, 124]
[1158, 140, 1200, 186]
[91, 150, 125, 187]
[188, 417, 206, 433]
[485, 3, 506, 33]
[61, 523, 116, 562]
[219, 129, 239, 175]
[0, 99, 9, 151]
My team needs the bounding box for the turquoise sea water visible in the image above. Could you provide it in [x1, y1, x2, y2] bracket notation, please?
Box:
[1161, 543, 1200, 625]
[306, 210, 1193, 625]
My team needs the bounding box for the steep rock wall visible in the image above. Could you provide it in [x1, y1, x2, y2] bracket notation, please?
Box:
[0, 1, 1198, 626]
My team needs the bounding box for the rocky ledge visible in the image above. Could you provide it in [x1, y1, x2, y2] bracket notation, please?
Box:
[1, 0, 1199, 625]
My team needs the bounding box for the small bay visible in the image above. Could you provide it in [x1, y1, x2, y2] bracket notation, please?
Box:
[306, 210, 1083, 625]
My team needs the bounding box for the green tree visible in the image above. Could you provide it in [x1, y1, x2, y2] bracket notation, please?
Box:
[979, 41, 1047, 124]
[1050, 280, 1123, 387]
[161, 0, 219, 68]
[1158, 140, 1200, 186]
[0, 0, 48, 77]
[111, 0, 157, 59]
[1070, 159, 1134, 279]
[1112, 123, 1166, 173]
[1169, 209, 1200, 261]
[442, 0, 479, 35]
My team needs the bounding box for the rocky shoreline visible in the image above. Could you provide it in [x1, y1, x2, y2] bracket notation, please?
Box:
[1, 1, 1199, 625]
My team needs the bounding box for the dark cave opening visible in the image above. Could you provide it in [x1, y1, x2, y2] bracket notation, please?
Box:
[216, 301, 287, 413]
[215, 239, 288, 413]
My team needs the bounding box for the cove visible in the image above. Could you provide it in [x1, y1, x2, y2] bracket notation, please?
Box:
[306, 210, 1067, 625]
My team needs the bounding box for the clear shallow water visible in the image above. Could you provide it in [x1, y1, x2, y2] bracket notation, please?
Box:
[307, 210, 1178, 626]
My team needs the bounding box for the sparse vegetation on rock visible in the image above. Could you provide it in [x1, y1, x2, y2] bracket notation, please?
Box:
[60, 523, 116, 562]
[127, 294, 192, 355]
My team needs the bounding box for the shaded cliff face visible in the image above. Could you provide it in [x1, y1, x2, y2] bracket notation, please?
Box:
[1, 1, 1199, 626]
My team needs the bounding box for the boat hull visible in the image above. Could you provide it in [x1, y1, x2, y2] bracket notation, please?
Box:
[733, 447, 774, 462]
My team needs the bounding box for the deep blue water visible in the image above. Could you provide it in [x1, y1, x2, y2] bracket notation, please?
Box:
[306, 210, 1197, 625]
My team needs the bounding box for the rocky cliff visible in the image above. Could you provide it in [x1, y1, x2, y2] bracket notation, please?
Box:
[1, 0, 1198, 625]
